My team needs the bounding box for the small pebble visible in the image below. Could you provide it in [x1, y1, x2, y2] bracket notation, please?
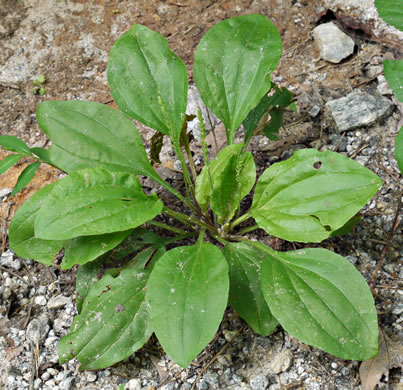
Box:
[86, 372, 97, 382]
[331, 362, 338, 369]
[34, 295, 47, 306]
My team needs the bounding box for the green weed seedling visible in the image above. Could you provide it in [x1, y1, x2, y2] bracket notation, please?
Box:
[0, 15, 382, 369]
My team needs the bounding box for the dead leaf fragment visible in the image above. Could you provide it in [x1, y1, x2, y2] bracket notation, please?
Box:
[360, 330, 403, 390]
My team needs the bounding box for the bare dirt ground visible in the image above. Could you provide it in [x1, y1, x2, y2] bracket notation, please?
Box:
[0, 1, 402, 389]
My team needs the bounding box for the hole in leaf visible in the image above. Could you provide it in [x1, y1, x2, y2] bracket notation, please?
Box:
[313, 161, 322, 169]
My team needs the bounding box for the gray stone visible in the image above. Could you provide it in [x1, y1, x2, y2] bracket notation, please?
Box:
[313, 22, 355, 63]
[47, 295, 71, 310]
[309, 105, 320, 118]
[125, 379, 141, 390]
[267, 349, 293, 374]
[250, 373, 268, 390]
[59, 377, 74, 390]
[325, 93, 393, 132]
[26, 314, 50, 344]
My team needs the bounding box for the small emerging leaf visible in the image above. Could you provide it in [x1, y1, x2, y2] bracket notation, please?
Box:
[11, 162, 41, 196]
[146, 241, 229, 367]
[195, 144, 256, 223]
[9, 182, 63, 265]
[223, 242, 278, 336]
[330, 214, 362, 237]
[35, 167, 163, 240]
[251, 149, 382, 242]
[0, 154, 23, 175]
[30, 147, 52, 165]
[0, 135, 32, 156]
[260, 247, 378, 360]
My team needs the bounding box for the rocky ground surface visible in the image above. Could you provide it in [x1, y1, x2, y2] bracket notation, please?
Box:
[0, 1, 402, 389]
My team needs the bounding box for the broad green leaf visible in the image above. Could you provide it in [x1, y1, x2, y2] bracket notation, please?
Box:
[251, 149, 382, 242]
[383, 59, 403, 102]
[62, 230, 133, 269]
[107, 24, 188, 142]
[146, 241, 229, 367]
[395, 126, 403, 173]
[0, 154, 23, 175]
[260, 248, 378, 360]
[195, 144, 256, 223]
[75, 255, 107, 314]
[375, 0, 403, 31]
[223, 242, 278, 336]
[0, 135, 32, 156]
[36, 101, 157, 178]
[9, 182, 63, 265]
[193, 14, 282, 144]
[59, 248, 158, 370]
[11, 161, 41, 196]
[35, 167, 163, 240]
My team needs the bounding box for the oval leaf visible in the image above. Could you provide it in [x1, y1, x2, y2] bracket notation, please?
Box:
[59, 249, 157, 370]
[0, 135, 32, 156]
[36, 100, 156, 178]
[195, 144, 256, 223]
[193, 14, 282, 143]
[260, 248, 378, 360]
[383, 59, 403, 102]
[0, 154, 23, 175]
[251, 149, 382, 242]
[11, 161, 41, 196]
[62, 230, 133, 269]
[35, 167, 163, 240]
[375, 0, 403, 30]
[9, 182, 63, 265]
[107, 24, 188, 141]
[146, 241, 229, 367]
[223, 242, 278, 336]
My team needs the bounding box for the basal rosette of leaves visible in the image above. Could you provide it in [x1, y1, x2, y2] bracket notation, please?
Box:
[2, 14, 382, 369]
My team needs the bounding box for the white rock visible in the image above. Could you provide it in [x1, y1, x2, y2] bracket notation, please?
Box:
[86, 372, 97, 382]
[0, 188, 12, 198]
[313, 22, 355, 63]
[47, 295, 71, 310]
[125, 378, 141, 390]
[34, 295, 47, 306]
[267, 349, 293, 374]
[0, 250, 21, 270]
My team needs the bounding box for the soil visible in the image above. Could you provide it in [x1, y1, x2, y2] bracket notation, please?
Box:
[0, 1, 402, 389]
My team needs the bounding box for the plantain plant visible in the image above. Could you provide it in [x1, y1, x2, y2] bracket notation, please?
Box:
[1, 14, 382, 369]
